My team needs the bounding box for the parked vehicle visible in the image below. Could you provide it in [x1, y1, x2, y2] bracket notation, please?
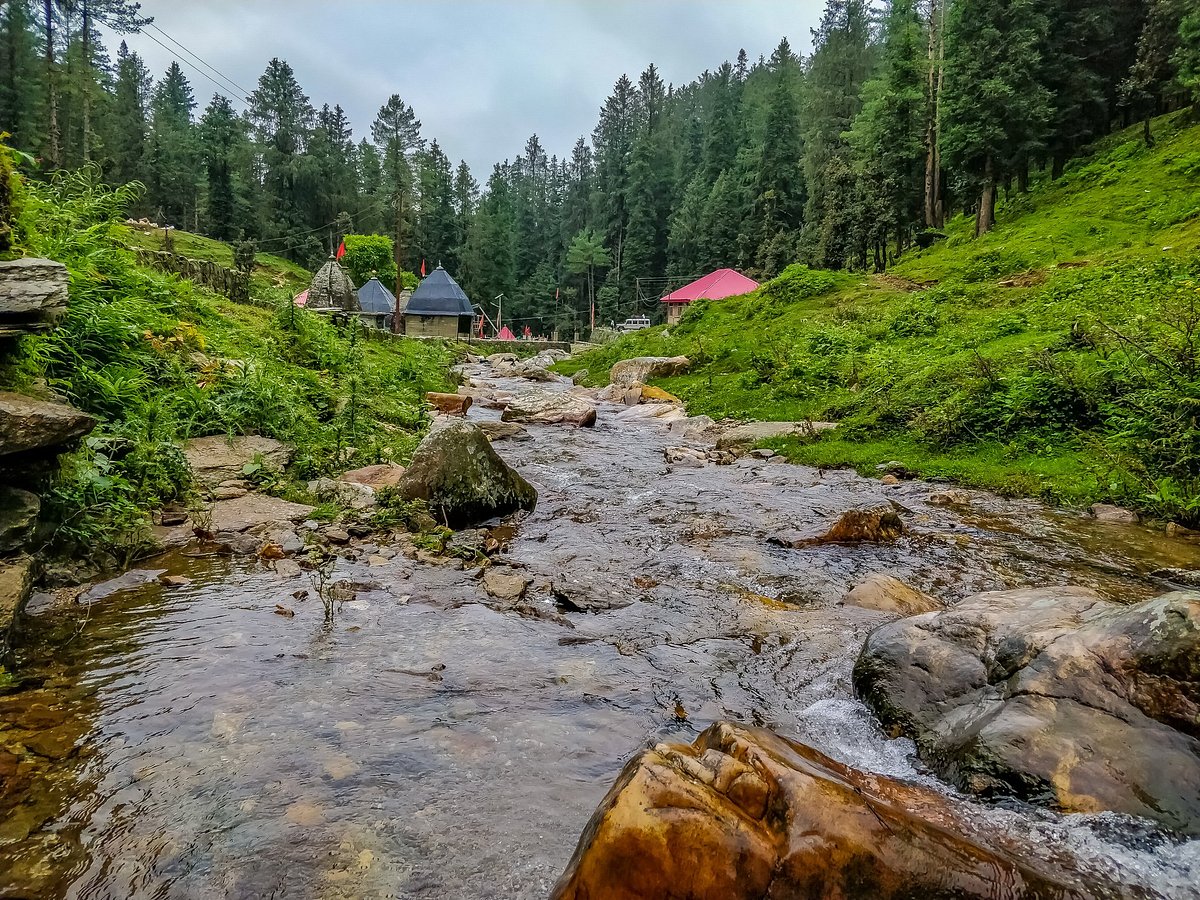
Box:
[615, 316, 651, 332]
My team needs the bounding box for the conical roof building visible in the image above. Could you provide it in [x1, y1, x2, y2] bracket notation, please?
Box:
[402, 266, 474, 338]
[308, 256, 359, 312]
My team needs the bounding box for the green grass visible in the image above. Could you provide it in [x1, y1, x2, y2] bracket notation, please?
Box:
[562, 110, 1200, 521]
[1, 170, 454, 564]
[121, 225, 312, 296]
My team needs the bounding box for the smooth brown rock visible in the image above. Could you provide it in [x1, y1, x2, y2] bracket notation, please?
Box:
[1090, 503, 1140, 524]
[182, 435, 292, 488]
[481, 569, 532, 603]
[338, 463, 407, 491]
[638, 384, 681, 404]
[501, 390, 597, 428]
[854, 587, 1200, 834]
[426, 391, 472, 416]
[0, 392, 96, 458]
[842, 574, 940, 617]
[477, 421, 531, 443]
[784, 506, 906, 548]
[207, 493, 314, 534]
[609, 356, 690, 387]
[553, 722, 1090, 900]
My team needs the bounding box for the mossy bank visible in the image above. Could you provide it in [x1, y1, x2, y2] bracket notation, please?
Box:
[1, 167, 454, 567]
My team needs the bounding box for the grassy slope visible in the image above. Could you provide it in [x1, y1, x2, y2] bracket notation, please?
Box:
[2, 177, 454, 562]
[560, 111, 1200, 513]
[121, 225, 312, 296]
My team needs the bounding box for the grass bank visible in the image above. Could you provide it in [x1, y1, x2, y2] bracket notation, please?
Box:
[2, 168, 453, 565]
[560, 111, 1200, 522]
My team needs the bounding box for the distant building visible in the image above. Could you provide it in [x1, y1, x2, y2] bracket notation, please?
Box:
[356, 276, 397, 329]
[307, 256, 359, 312]
[402, 266, 474, 339]
[661, 268, 760, 325]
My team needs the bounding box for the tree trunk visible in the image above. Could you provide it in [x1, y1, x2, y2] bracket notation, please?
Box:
[44, 0, 59, 168]
[81, 0, 90, 164]
[975, 155, 996, 238]
[923, 0, 945, 229]
[1016, 159, 1029, 193]
[392, 191, 404, 334]
[1051, 151, 1067, 180]
[1143, 116, 1155, 148]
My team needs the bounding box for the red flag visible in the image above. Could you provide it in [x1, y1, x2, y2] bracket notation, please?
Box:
[336, 240, 346, 260]
[420, 259, 427, 277]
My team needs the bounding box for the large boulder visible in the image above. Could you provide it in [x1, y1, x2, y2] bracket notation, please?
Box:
[854, 587, 1200, 834]
[609, 356, 690, 387]
[716, 420, 837, 450]
[0, 392, 96, 458]
[338, 463, 407, 491]
[207, 493, 314, 534]
[552, 722, 1092, 900]
[501, 390, 597, 427]
[182, 435, 292, 488]
[398, 419, 537, 527]
[0, 258, 69, 327]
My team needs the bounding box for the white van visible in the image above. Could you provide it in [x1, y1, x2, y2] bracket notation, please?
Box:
[615, 316, 651, 332]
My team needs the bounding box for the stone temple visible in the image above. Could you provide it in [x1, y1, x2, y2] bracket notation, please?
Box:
[307, 256, 359, 312]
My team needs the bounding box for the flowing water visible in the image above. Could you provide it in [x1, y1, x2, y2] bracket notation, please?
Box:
[2, 365, 1200, 899]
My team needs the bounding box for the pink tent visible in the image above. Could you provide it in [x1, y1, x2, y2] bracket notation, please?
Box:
[662, 269, 760, 305]
[496, 325, 516, 341]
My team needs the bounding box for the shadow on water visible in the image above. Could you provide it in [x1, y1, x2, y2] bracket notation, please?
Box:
[1, 364, 1198, 898]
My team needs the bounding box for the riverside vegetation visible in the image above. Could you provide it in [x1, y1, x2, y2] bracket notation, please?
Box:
[558, 110, 1200, 523]
[0, 160, 453, 567]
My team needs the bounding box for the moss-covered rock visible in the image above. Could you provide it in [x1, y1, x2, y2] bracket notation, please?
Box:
[399, 419, 537, 528]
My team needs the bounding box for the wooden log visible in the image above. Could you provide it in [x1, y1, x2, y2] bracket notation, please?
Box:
[426, 392, 472, 417]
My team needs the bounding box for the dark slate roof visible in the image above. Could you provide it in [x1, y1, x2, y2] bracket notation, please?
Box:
[357, 277, 397, 314]
[404, 267, 473, 317]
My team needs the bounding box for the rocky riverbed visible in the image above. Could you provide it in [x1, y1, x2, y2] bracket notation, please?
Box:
[1, 360, 1199, 898]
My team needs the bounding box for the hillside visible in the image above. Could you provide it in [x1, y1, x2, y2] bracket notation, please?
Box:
[120, 224, 313, 297]
[1, 170, 453, 564]
[560, 111, 1200, 522]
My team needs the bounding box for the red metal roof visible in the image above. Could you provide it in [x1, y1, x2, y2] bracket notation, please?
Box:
[662, 269, 759, 304]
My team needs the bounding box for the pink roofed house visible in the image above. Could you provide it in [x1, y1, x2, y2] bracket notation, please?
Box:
[661, 269, 760, 325]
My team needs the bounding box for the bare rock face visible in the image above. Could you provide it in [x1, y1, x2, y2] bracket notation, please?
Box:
[0, 391, 96, 458]
[182, 435, 292, 488]
[854, 587, 1200, 834]
[609, 356, 690, 387]
[552, 722, 1092, 900]
[0, 258, 69, 328]
[501, 390, 597, 428]
[398, 419, 537, 527]
[1090, 502, 1139, 524]
[841, 574, 941, 617]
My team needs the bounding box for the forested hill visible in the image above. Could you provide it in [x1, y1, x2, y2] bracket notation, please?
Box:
[559, 109, 1200, 523]
[1, 0, 1197, 335]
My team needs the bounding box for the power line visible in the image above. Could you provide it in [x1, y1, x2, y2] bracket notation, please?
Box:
[138, 29, 247, 102]
[145, 23, 252, 100]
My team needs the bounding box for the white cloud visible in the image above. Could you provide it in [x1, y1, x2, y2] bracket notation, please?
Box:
[115, 0, 822, 175]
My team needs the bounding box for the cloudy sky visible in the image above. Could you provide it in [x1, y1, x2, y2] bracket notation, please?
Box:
[111, 1, 823, 176]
